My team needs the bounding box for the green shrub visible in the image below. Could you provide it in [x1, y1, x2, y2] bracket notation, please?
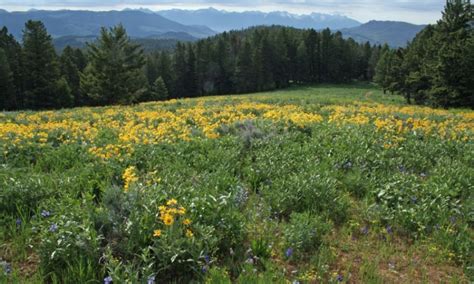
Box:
[283, 212, 332, 259]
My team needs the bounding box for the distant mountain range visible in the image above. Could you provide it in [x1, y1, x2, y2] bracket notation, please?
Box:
[0, 9, 216, 39]
[157, 8, 361, 31]
[341, 21, 426, 47]
[0, 9, 426, 47]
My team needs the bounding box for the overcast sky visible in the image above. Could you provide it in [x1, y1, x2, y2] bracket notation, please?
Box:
[0, 1, 445, 24]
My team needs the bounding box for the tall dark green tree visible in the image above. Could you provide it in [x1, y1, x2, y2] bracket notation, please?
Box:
[184, 44, 198, 97]
[0, 48, 15, 110]
[22, 20, 72, 109]
[234, 40, 255, 93]
[149, 76, 169, 101]
[172, 42, 188, 98]
[60, 46, 86, 105]
[429, 0, 474, 107]
[0, 27, 23, 109]
[81, 24, 147, 105]
[375, 0, 473, 107]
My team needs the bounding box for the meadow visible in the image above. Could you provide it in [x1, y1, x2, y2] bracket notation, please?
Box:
[0, 84, 473, 283]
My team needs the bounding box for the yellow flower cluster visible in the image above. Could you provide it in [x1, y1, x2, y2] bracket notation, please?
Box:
[0, 98, 472, 158]
[325, 103, 473, 141]
[154, 199, 193, 238]
[122, 166, 138, 192]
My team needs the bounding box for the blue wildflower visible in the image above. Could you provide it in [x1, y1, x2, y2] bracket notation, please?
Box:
[386, 225, 393, 235]
[104, 276, 113, 284]
[450, 216, 457, 224]
[3, 262, 12, 275]
[41, 210, 51, 218]
[147, 275, 155, 284]
[285, 248, 293, 258]
[336, 275, 343, 282]
[49, 223, 58, 232]
[398, 165, 407, 173]
[16, 218, 22, 226]
[204, 255, 210, 264]
[201, 266, 208, 273]
[342, 161, 353, 170]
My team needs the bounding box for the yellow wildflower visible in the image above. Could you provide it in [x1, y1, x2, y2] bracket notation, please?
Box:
[185, 229, 194, 238]
[183, 219, 192, 226]
[162, 214, 174, 226]
[153, 229, 162, 237]
[122, 166, 138, 192]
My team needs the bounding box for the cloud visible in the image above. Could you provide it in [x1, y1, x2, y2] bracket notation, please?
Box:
[0, 0, 445, 24]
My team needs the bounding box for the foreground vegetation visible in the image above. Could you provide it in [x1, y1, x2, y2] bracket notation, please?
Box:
[0, 85, 472, 283]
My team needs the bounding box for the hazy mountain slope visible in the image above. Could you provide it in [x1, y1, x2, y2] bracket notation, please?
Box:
[341, 21, 426, 47]
[0, 10, 216, 39]
[157, 8, 361, 32]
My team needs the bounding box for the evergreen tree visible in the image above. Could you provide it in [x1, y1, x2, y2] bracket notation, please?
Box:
[60, 46, 83, 105]
[374, 46, 393, 94]
[234, 40, 255, 93]
[429, 0, 474, 107]
[22, 20, 72, 109]
[0, 48, 15, 110]
[0, 27, 23, 109]
[149, 76, 169, 101]
[296, 41, 310, 82]
[305, 29, 320, 82]
[172, 42, 188, 98]
[185, 44, 198, 97]
[80, 25, 147, 105]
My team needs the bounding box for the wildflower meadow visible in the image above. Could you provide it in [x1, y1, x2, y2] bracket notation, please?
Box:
[1, 85, 473, 283]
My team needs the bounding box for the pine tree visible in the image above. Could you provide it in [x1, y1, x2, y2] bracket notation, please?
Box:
[60, 46, 83, 105]
[149, 76, 169, 101]
[234, 40, 255, 93]
[374, 46, 393, 94]
[429, 0, 474, 107]
[305, 29, 320, 82]
[185, 44, 198, 97]
[22, 20, 72, 109]
[173, 42, 188, 98]
[1, 27, 24, 109]
[0, 48, 15, 110]
[296, 41, 310, 83]
[80, 24, 147, 105]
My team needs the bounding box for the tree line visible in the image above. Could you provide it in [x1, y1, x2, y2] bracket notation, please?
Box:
[374, 0, 473, 108]
[1, 21, 382, 110]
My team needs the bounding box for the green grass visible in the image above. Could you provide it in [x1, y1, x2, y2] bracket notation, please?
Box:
[0, 84, 472, 283]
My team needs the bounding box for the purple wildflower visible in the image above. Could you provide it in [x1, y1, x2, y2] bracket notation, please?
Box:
[201, 266, 208, 273]
[450, 216, 457, 224]
[41, 210, 51, 218]
[204, 255, 210, 264]
[147, 275, 155, 284]
[49, 223, 58, 232]
[16, 218, 22, 226]
[285, 248, 293, 258]
[3, 262, 12, 275]
[386, 225, 393, 235]
[104, 276, 113, 284]
[342, 161, 353, 170]
[336, 275, 343, 282]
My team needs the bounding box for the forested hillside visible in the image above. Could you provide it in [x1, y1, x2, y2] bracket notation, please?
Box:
[374, 0, 473, 108]
[0, 23, 381, 110]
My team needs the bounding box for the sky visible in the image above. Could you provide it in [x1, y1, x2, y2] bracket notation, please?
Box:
[0, 1, 445, 24]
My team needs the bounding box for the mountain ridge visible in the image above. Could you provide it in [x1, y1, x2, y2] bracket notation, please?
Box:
[157, 8, 362, 31]
[340, 20, 426, 47]
[0, 9, 216, 39]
